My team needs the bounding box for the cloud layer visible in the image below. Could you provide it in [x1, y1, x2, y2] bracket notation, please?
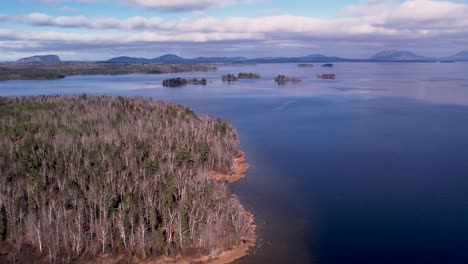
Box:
[1, 0, 467, 60]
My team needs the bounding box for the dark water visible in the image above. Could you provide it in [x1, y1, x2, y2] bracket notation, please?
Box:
[1, 63, 468, 264]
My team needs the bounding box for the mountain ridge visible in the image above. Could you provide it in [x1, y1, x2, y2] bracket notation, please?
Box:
[370, 50, 434, 61]
[105, 50, 444, 63]
[17, 55, 61, 63]
[17, 50, 468, 64]
[441, 51, 468, 62]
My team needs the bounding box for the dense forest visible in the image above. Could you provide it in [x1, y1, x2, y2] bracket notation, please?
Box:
[0, 96, 254, 263]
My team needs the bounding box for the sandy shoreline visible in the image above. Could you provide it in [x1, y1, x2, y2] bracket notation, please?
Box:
[212, 151, 250, 183]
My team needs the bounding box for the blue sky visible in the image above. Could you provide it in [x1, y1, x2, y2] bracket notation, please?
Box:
[0, 0, 467, 60]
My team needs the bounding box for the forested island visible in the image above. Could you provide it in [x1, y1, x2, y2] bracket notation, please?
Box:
[162, 78, 207, 87]
[222, 74, 239, 81]
[0, 63, 215, 81]
[222, 73, 261, 81]
[274, 75, 302, 83]
[0, 96, 255, 263]
[237, 73, 261, 79]
[317, 74, 336, 79]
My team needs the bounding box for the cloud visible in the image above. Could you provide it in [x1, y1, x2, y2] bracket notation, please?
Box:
[1, 0, 468, 59]
[343, 0, 468, 30]
[9, 3, 467, 39]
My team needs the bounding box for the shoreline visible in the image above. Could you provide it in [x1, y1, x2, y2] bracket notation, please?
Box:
[0, 62, 215, 81]
[203, 202, 256, 264]
[96, 151, 256, 264]
[212, 151, 250, 183]
[205, 151, 256, 264]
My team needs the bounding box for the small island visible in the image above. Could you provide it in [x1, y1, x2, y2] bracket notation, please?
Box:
[222, 72, 261, 81]
[321, 63, 334, 67]
[238, 72, 261, 79]
[162, 77, 207, 87]
[0, 96, 255, 264]
[317, 74, 336, 79]
[275, 75, 302, 83]
[298, 64, 314, 68]
[222, 74, 240, 81]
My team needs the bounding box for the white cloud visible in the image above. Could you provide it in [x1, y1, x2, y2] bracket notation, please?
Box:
[1, 0, 468, 59]
[343, 0, 468, 30]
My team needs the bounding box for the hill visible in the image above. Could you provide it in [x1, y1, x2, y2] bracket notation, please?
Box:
[17, 55, 61, 63]
[106, 56, 150, 63]
[0, 96, 255, 263]
[152, 54, 185, 63]
[248, 54, 346, 63]
[107, 54, 248, 63]
[370, 50, 434, 61]
[441, 51, 468, 62]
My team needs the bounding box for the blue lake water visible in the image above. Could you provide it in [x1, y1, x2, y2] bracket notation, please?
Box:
[1, 63, 468, 264]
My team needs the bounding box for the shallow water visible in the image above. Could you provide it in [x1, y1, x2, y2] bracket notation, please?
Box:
[1, 63, 468, 264]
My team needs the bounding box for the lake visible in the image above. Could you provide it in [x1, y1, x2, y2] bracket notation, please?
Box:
[1, 62, 468, 264]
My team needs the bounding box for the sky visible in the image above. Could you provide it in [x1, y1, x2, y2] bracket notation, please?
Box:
[0, 0, 467, 60]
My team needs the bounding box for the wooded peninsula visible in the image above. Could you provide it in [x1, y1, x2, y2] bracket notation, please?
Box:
[0, 96, 255, 263]
[0, 63, 215, 81]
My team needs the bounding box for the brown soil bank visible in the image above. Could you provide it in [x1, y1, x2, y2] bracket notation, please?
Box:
[212, 152, 250, 183]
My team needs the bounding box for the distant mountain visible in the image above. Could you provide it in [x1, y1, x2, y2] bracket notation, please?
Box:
[441, 51, 468, 62]
[190, 56, 247, 62]
[107, 54, 248, 63]
[106, 54, 345, 64]
[370, 50, 434, 61]
[152, 54, 185, 63]
[247, 54, 347, 63]
[107, 56, 150, 63]
[17, 55, 61, 63]
[107, 51, 468, 64]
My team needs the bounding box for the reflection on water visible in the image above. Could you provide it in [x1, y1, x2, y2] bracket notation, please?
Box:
[1, 63, 468, 264]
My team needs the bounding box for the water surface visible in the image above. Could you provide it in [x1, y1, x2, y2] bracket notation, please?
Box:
[1, 63, 468, 264]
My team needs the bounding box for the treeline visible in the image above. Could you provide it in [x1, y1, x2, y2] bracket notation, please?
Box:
[0, 63, 215, 81]
[222, 72, 261, 81]
[162, 78, 207, 87]
[275, 75, 302, 83]
[238, 73, 261, 79]
[0, 96, 253, 263]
